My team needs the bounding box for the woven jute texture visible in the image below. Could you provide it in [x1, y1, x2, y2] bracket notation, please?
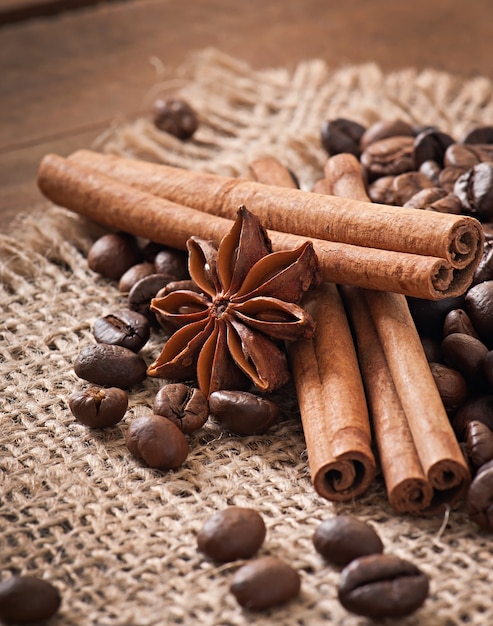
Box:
[2, 49, 493, 626]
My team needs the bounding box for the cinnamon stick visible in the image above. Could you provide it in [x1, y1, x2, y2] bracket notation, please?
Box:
[37, 154, 462, 300]
[288, 283, 376, 501]
[68, 149, 483, 273]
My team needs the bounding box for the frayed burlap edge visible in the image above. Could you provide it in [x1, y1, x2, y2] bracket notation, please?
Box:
[1, 49, 493, 626]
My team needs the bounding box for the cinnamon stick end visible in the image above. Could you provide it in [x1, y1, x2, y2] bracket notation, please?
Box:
[312, 452, 376, 502]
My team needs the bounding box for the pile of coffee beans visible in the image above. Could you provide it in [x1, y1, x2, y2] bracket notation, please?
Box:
[320, 119, 493, 531]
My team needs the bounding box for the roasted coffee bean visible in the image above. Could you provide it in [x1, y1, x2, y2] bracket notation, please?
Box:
[230, 556, 300, 610]
[197, 507, 266, 562]
[93, 309, 151, 352]
[462, 125, 493, 145]
[313, 516, 383, 567]
[465, 420, 493, 469]
[444, 143, 481, 169]
[126, 414, 189, 469]
[153, 98, 198, 140]
[441, 333, 488, 384]
[153, 248, 189, 280]
[466, 459, 493, 530]
[209, 390, 280, 435]
[0, 575, 61, 625]
[360, 136, 415, 180]
[392, 172, 435, 205]
[473, 241, 493, 285]
[118, 262, 155, 292]
[69, 386, 128, 428]
[413, 129, 454, 168]
[404, 188, 462, 214]
[153, 383, 208, 434]
[360, 119, 414, 150]
[74, 343, 147, 388]
[438, 166, 466, 193]
[367, 175, 396, 204]
[87, 232, 142, 280]
[452, 395, 493, 441]
[482, 351, 493, 388]
[465, 281, 493, 346]
[420, 336, 442, 363]
[419, 159, 441, 185]
[338, 554, 429, 619]
[407, 294, 465, 340]
[320, 118, 366, 157]
[483, 223, 493, 240]
[443, 309, 479, 339]
[128, 273, 175, 325]
[156, 279, 202, 296]
[454, 162, 493, 221]
[429, 362, 468, 413]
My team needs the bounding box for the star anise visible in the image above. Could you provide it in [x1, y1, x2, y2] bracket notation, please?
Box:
[147, 206, 320, 396]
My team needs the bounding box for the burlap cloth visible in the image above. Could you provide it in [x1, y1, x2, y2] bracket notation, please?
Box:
[2, 49, 493, 626]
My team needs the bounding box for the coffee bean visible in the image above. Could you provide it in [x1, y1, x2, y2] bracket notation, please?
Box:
[320, 118, 366, 157]
[360, 136, 415, 180]
[419, 159, 441, 185]
[313, 516, 383, 567]
[209, 390, 279, 435]
[128, 273, 175, 325]
[454, 162, 493, 221]
[404, 188, 462, 214]
[413, 129, 454, 168]
[153, 98, 198, 140]
[482, 351, 493, 388]
[473, 241, 493, 285]
[465, 281, 493, 346]
[125, 414, 189, 469]
[438, 166, 466, 193]
[87, 232, 142, 280]
[465, 420, 493, 469]
[392, 172, 435, 205]
[93, 309, 150, 352]
[407, 294, 465, 340]
[462, 125, 493, 145]
[452, 395, 493, 441]
[429, 362, 468, 413]
[444, 143, 481, 169]
[153, 248, 189, 280]
[441, 333, 488, 384]
[230, 556, 300, 610]
[360, 119, 414, 150]
[0, 575, 61, 625]
[69, 386, 128, 428]
[466, 459, 493, 530]
[74, 343, 147, 388]
[197, 507, 266, 562]
[420, 336, 442, 363]
[118, 262, 156, 292]
[367, 175, 396, 204]
[153, 383, 208, 434]
[443, 309, 479, 339]
[338, 554, 429, 619]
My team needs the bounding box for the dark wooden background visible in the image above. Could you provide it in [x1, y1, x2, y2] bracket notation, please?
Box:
[2, 0, 493, 231]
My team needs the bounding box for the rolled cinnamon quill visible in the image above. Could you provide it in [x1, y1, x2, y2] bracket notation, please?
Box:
[288, 283, 376, 501]
[68, 149, 483, 276]
[37, 154, 462, 300]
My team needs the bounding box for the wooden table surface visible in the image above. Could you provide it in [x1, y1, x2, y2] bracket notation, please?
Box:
[2, 0, 493, 232]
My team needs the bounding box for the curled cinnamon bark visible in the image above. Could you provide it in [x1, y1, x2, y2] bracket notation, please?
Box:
[68, 149, 483, 273]
[37, 154, 460, 300]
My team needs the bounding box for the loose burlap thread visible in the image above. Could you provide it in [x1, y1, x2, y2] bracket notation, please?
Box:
[2, 49, 493, 625]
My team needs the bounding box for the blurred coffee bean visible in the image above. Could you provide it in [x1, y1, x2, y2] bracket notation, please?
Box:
[126, 414, 190, 469]
[367, 176, 396, 204]
[93, 309, 150, 352]
[312, 516, 383, 567]
[392, 172, 435, 205]
[320, 118, 366, 157]
[197, 507, 266, 562]
[153, 383, 208, 434]
[404, 188, 462, 214]
[441, 333, 488, 383]
[465, 420, 493, 469]
[153, 98, 198, 140]
[337, 554, 429, 619]
[473, 241, 493, 285]
[0, 575, 61, 625]
[128, 273, 175, 325]
[438, 166, 466, 193]
[443, 309, 479, 339]
[452, 395, 493, 441]
[454, 162, 493, 221]
[462, 125, 493, 145]
[407, 294, 464, 340]
[465, 280, 493, 346]
[413, 129, 454, 168]
[419, 160, 441, 185]
[360, 119, 414, 150]
[118, 262, 155, 292]
[209, 390, 279, 435]
[360, 136, 415, 180]
[230, 556, 301, 610]
[74, 343, 147, 388]
[69, 386, 128, 428]
[444, 143, 481, 169]
[87, 232, 142, 280]
[466, 459, 493, 530]
[483, 224, 493, 241]
[154, 248, 189, 280]
[429, 362, 468, 413]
